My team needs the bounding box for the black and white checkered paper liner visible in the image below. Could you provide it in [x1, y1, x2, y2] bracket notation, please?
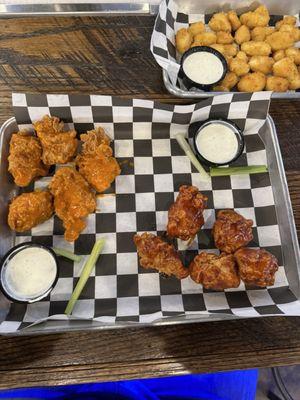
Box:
[1, 91, 299, 333]
[150, 0, 300, 91]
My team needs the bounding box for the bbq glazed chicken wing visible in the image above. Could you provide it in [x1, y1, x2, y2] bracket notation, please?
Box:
[76, 128, 121, 193]
[235, 248, 278, 287]
[213, 210, 253, 253]
[189, 252, 240, 290]
[8, 131, 49, 187]
[134, 233, 189, 279]
[8, 191, 53, 232]
[167, 185, 208, 242]
[49, 167, 96, 242]
[34, 115, 78, 165]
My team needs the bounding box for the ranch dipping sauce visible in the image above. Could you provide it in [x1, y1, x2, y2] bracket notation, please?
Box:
[182, 51, 225, 85]
[1, 245, 57, 302]
[194, 121, 242, 165]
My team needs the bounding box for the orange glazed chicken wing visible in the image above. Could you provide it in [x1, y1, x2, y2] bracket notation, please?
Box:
[134, 233, 189, 279]
[34, 115, 78, 165]
[8, 131, 48, 187]
[189, 252, 240, 290]
[213, 210, 253, 253]
[76, 128, 121, 193]
[167, 185, 208, 241]
[8, 191, 53, 232]
[235, 248, 278, 287]
[49, 167, 96, 242]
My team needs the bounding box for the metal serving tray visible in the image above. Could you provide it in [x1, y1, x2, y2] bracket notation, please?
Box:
[0, 115, 299, 335]
[162, 0, 300, 99]
[0, 1, 160, 16]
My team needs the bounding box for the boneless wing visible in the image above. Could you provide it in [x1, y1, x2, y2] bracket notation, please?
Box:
[49, 167, 96, 242]
[235, 248, 278, 287]
[189, 252, 240, 290]
[76, 128, 121, 193]
[8, 191, 53, 232]
[34, 115, 78, 165]
[8, 131, 49, 187]
[167, 185, 207, 241]
[213, 210, 253, 253]
[134, 233, 189, 279]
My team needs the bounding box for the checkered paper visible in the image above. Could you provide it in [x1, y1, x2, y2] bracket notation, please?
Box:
[150, 0, 300, 92]
[1, 91, 299, 334]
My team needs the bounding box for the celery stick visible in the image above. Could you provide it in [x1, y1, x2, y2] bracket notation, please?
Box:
[53, 247, 82, 263]
[65, 239, 105, 315]
[175, 133, 210, 182]
[210, 165, 268, 177]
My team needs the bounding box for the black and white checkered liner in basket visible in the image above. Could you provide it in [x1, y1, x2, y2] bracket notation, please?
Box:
[150, 0, 300, 91]
[1, 91, 299, 333]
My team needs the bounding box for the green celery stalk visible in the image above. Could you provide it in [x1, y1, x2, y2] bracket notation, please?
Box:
[53, 247, 82, 263]
[65, 239, 105, 315]
[210, 165, 268, 177]
[175, 133, 210, 182]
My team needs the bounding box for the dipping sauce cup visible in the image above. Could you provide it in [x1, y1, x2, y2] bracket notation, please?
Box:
[180, 46, 227, 90]
[190, 118, 244, 167]
[0, 242, 58, 303]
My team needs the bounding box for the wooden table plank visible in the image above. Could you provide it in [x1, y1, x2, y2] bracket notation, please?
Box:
[0, 15, 299, 389]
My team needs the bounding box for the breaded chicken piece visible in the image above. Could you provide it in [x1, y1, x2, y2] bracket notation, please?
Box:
[34, 115, 78, 165]
[8, 191, 53, 232]
[234, 25, 251, 45]
[8, 131, 49, 187]
[241, 41, 271, 56]
[209, 12, 232, 32]
[76, 128, 120, 193]
[167, 185, 208, 241]
[213, 210, 253, 254]
[49, 167, 96, 242]
[189, 252, 240, 290]
[134, 233, 188, 279]
[249, 56, 274, 74]
[235, 248, 278, 287]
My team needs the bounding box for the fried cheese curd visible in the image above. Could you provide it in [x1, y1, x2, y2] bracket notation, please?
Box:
[235, 248, 279, 287]
[8, 131, 48, 187]
[34, 115, 78, 165]
[167, 185, 208, 241]
[76, 128, 121, 193]
[8, 191, 53, 232]
[49, 167, 96, 242]
[189, 252, 240, 290]
[134, 233, 189, 279]
[213, 210, 253, 254]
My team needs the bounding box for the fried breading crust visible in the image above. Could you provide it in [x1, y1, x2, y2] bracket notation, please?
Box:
[34, 115, 78, 165]
[213, 210, 253, 253]
[49, 167, 96, 242]
[76, 128, 121, 193]
[134, 233, 189, 279]
[8, 131, 49, 187]
[167, 185, 208, 241]
[235, 248, 278, 287]
[189, 252, 240, 290]
[8, 191, 53, 232]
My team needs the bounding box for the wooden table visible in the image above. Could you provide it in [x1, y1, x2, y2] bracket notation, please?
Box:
[0, 16, 299, 389]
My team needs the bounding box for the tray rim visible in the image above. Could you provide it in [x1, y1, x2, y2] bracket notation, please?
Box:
[0, 114, 299, 336]
[162, 70, 300, 99]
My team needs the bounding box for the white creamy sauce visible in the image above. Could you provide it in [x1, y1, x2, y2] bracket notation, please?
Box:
[183, 52, 224, 85]
[3, 247, 57, 299]
[196, 123, 239, 164]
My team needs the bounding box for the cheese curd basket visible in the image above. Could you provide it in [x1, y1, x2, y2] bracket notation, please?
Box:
[151, 0, 300, 98]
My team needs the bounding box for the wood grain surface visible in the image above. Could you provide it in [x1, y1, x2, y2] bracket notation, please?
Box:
[0, 15, 299, 389]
